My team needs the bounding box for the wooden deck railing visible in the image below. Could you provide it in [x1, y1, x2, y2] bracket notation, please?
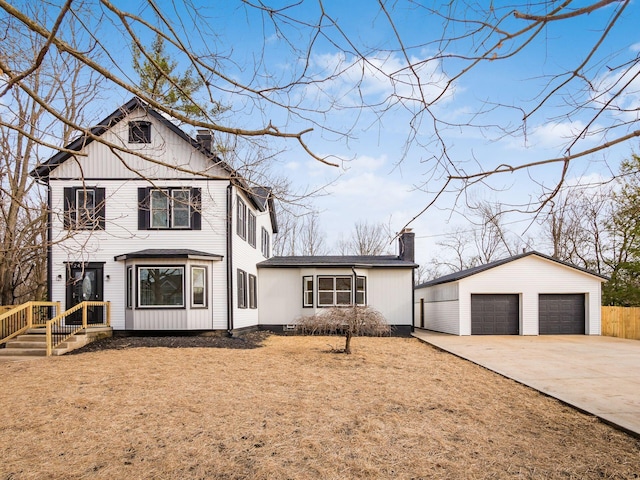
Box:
[601, 306, 640, 340]
[0, 302, 61, 345]
[46, 301, 111, 356]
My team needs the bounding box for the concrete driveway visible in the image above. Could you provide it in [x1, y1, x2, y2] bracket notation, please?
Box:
[412, 330, 640, 437]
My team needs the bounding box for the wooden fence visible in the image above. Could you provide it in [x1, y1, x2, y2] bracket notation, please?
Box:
[601, 306, 640, 340]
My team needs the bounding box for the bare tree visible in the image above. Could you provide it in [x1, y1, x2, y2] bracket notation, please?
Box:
[428, 201, 529, 275]
[273, 208, 327, 256]
[296, 305, 391, 354]
[0, 1, 636, 224]
[0, 6, 103, 304]
[336, 220, 393, 256]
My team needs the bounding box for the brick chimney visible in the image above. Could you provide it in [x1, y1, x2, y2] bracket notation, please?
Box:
[398, 228, 415, 262]
[196, 129, 213, 151]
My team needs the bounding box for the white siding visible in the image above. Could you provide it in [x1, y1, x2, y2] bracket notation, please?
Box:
[258, 267, 413, 327]
[49, 110, 229, 180]
[49, 178, 229, 330]
[230, 187, 273, 330]
[419, 255, 604, 336]
[415, 282, 460, 334]
[367, 269, 413, 326]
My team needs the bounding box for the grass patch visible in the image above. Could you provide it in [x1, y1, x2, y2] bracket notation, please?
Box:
[1, 335, 638, 479]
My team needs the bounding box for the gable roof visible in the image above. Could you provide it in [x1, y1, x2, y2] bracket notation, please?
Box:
[31, 97, 234, 179]
[258, 255, 417, 269]
[415, 250, 609, 289]
[30, 97, 278, 229]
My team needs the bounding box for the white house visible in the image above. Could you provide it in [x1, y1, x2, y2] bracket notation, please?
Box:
[32, 97, 276, 333]
[31, 98, 417, 334]
[257, 230, 417, 335]
[414, 251, 608, 336]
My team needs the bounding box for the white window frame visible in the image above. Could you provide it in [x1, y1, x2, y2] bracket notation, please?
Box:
[303, 276, 313, 308]
[248, 274, 257, 309]
[75, 188, 96, 229]
[137, 266, 185, 308]
[237, 197, 247, 239]
[237, 269, 247, 309]
[191, 266, 207, 308]
[126, 266, 133, 309]
[248, 211, 257, 248]
[171, 189, 191, 228]
[150, 189, 191, 229]
[261, 227, 270, 258]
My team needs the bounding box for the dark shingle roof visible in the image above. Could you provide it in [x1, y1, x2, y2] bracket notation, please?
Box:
[415, 250, 608, 289]
[258, 255, 417, 268]
[114, 249, 223, 261]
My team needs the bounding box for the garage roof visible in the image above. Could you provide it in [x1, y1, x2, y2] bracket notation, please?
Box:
[415, 251, 609, 288]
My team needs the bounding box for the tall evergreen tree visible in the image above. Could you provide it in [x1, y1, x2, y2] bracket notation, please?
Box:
[132, 33, 225, 121]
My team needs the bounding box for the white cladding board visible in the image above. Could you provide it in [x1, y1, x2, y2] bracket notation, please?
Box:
[49, 179, 229, 330]
[257, 267, 413, 326]
[48, 110, 229, 180]
[230, 187, 272, 330]
[418, 255, 603, 335]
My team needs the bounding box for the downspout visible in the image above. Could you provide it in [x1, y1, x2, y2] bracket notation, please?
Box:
[226, 183, 234, 336]
[411, 268, 415, 333]
[46, 179, 52, 302]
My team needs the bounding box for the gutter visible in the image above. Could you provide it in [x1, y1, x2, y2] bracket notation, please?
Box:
[226, 183, 234, 335]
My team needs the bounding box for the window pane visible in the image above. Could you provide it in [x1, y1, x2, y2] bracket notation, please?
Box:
[150, 190, 168, 228]
[356, 292, 365, 305]
[126, 267, 133, 308]
[336, 277, 352, 291]
[318, 277, 334, 290]
[192, 267, 205, 306]
[172, 190, 190, 228]
[357, 277, 365, 290]
[76, 189, 96, 228]
[318, 292, 333, 306]
[139, 267, 184, 307]
[305, 292, 313, 306]
[336, 292, 351, 304]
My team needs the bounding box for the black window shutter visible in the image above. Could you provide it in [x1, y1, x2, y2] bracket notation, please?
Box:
[95, 188, 106, 230]
[63, 187, 75, 229]
[191, 187, 201, 230]
[138, 187, 150, 230]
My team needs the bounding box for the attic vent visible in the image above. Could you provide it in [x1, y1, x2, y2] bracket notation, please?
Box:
[129, 121, 151, 143]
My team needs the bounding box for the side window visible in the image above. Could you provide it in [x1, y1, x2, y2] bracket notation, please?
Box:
[63, 187, 106, 230]
[129, 121, 151, 143]
[303, 276, 313, 308]
[248, 211, 257, 248]
[237, 197, 246, 239]
[317, 276, 355, 307]
[248, 274, 257, 309]
[126, 267, 133, 309]
[261, 227, 270, 258]
[191, 266, 206, 308]
[356, 276, 366, 305]
[237, 269, 247, 309]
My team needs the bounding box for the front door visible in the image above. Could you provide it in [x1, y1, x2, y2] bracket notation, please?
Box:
[66, 264, 104, 325]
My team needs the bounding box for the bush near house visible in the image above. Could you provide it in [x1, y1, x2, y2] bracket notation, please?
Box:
[296, 305, 391, 354]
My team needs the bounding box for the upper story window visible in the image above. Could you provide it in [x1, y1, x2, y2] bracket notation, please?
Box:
[248, 211, 256, 248]
[63, 187, 106, 230]
[129, 121, 151, 143]
[138, 187, 201, 230]
[237, 197, 247, 239]
[261, 227, 270, 258]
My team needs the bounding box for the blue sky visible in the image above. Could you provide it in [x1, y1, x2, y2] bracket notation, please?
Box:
[54, 1, 640, 266]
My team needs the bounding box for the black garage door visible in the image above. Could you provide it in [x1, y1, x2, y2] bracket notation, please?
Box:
[539, 294, 585, 334]
[471, 294, 519, 335]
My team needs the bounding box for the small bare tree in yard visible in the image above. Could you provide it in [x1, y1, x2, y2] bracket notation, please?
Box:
[296, 306, 391, 354]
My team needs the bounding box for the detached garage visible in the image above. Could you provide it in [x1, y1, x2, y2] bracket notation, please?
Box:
[414, 251, 608, 336]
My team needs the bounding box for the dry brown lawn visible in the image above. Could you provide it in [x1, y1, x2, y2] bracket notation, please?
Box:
[1, 335, 639, 479]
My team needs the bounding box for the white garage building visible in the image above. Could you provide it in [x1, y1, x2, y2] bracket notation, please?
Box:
[414, 251, 608, 335]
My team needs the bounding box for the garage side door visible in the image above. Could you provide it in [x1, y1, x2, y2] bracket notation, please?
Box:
[471, 294, 519, 335]
[539, 294, 585, 334]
